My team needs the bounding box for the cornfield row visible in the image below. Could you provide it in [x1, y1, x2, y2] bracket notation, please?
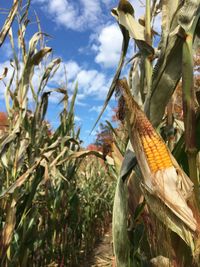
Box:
[0, 2, 116, 266]
[1, 0, 200, 267]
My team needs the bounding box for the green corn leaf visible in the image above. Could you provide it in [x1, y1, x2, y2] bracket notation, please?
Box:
[91, 24, 129, 132]
[145, 0, 200, 127]
[0, 159, 41, 197]
[113, 149, 136, 267]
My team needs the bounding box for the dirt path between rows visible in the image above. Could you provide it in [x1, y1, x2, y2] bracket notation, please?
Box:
[83, 226, 114, 267]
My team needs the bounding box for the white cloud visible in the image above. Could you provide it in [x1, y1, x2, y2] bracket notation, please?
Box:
[75, 68, 110, 99]
[52, 61, 81, 84]
[94, 24, 123, 68]
[33, 0, 159, 34]
[101, 0, 114, 6]
[1, 42, 13, 59]
[33, 0, 46, 2]
[89, 104, 112, 115]
[74, 115, 82, 122]
[49, 60, 110, 100]
[89, 105, 103, 113]
[33, 0, 105, 31]
[37, 59, 111, 101]
[80, 0, 101, 26]
[76, 93, 88, 106]
[153, 13, 162, 34]
[0, 57, 111, 107]
[92, 1, 161, 68]
[129, 0, 145, 18]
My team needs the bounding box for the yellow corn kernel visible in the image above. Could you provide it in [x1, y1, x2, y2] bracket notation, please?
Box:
[141, 133, 173, 173]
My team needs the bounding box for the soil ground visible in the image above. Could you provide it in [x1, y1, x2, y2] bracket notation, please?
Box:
[83, 226, 114, 267]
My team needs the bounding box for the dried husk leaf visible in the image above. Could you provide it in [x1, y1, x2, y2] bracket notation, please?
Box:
[0, 198, 16, 258]
[0, 0, 18, 46]
[111, 6, 154, 55]
[118, 79, 200, 253]
[0, 68, 8, 80]
[142, 185, 195, 253]
[112, 7, 145, 41]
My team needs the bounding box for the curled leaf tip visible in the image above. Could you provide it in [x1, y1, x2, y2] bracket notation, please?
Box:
[111, 8, 118, 17]
[118, 0, 134, 15]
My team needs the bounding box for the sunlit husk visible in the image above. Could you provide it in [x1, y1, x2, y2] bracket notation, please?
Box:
[118, 78, 200, 252]
[130, 127, 197, 229]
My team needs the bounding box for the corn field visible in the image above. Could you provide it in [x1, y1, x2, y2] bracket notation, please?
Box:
[0, 1, 115, 266]
[0, 0, 200, 267]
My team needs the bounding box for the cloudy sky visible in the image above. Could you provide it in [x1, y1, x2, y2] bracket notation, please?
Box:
[0, 0, 150, 145]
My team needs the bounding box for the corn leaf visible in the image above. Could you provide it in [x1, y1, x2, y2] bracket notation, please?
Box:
[31, 47, 52, 65]
[161, 0, 180, 47]
[142, 185, 196, 253]
[113, 150, 135, 267]
[91, 24, 129, 132]
[37, 58, 61, 95]
[0, 0, 18, 46]
[0, 68, 8, 80]
[0, 159, 41, 197]
[0, 198, 16, 259]
[145, 0, 200, 127]
[112, 5, 154, 55]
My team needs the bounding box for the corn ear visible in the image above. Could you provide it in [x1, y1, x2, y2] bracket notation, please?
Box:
[117, 78, 200, 238]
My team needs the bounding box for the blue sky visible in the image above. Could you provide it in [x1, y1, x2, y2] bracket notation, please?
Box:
[0, 0, 152, 146]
